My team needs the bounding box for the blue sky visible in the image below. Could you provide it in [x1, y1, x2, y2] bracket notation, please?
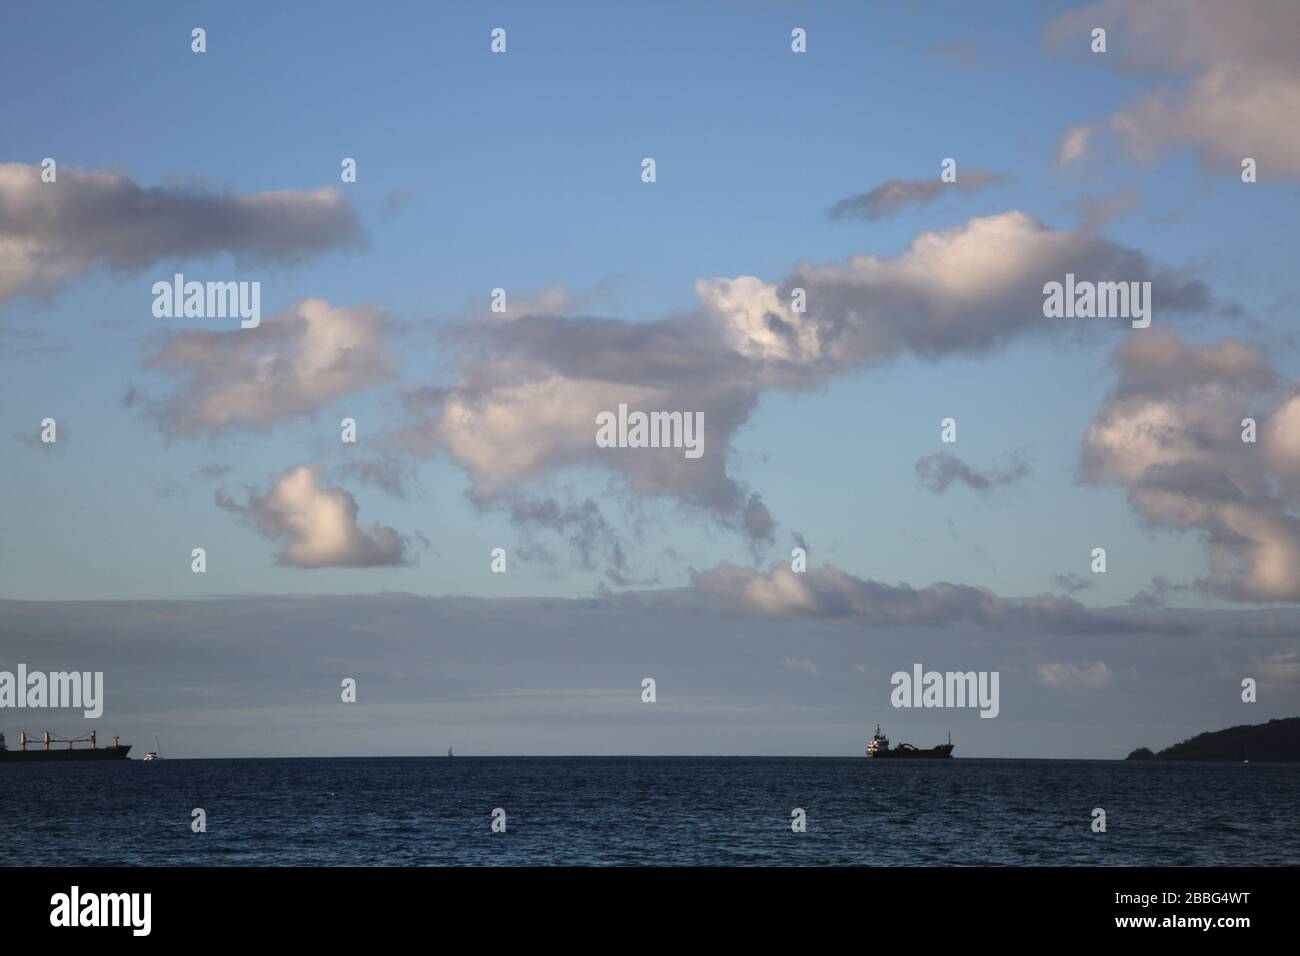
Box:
[4, 0, 1294, 603]
[2, 1, 1298, 756]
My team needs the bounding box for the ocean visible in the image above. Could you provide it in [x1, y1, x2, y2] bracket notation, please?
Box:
[2, 757, 1297, 866]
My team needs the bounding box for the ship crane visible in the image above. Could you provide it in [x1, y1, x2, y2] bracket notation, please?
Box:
[17, 730, 114, 751]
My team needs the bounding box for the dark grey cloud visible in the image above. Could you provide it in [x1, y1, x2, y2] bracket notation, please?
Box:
[689, 562, 1192, 635]
[334, 457, 413, 500]
[742, 494, 777, 553]
[194, 464, 234, 481]
[915, 451, 1030, 494]
[0, 163, 361, 302]
[1051, 572, 1094, 594]
[828, 170, 1010, 221]
[484, 490, 646, 587]
[1128, 576, 1193, 608]
[3, 594, 1294, 758]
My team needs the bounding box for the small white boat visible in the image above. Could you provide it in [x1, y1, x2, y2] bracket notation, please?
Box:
[142, 736, 164, 761]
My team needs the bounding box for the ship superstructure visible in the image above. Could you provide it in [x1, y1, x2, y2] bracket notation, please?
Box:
[866, 724, 954, 758]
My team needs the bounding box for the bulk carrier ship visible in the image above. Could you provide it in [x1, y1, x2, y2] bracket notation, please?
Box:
[0, 731, 132, 762]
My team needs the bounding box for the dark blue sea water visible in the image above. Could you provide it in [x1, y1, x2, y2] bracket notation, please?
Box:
[2, 757, 1296, 866]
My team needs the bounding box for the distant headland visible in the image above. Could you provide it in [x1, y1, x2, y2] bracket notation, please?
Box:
[1126, 717, 1300, 762]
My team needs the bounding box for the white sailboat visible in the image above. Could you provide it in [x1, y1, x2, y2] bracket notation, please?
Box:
[142, 736, 163, 761]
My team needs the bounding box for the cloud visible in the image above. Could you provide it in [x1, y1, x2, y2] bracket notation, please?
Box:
[752, 211, 1209, 364]
[489, 282, 617, 322]
[827, 170, 1010, 221]
[196, 464, 234, 480]
[915, 451, 1030, 494]
[1050, 573, 1093, 594]
[1036, 661, 1116, 690]
[1058, 125, 1094, 168]
[1082, 328, 1300, 601]
[783, 656, 820, 676]
[0, 324, 54, 360]
[6, 592, 1289, 759]
[1128, 575, 1192, 608]
[1072, 185, 1141, 231]
[395, 315, 774, 552]
[389, 212, 1212, 571]
[383, 190, 412, 218]
[485, 490, 644, 586]
[0, 164, 361, 303]
[1047, 1, 1300, 178]
[145, 298, 397, 436]
[14, 421, 65, 451]
[334, 457, 412, 499]
[1251, 650, 1300, 683]
[689, 562, 1187, 635]
[216, 465, 409, 567]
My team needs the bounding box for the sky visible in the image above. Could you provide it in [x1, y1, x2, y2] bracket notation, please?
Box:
[1, 0, 1298, 757]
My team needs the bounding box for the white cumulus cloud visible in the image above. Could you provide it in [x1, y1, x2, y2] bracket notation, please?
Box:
[217, 465, 409, 568]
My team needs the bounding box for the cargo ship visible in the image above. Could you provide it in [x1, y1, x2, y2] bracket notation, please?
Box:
[866, 724, 954, 758]
[0, 731, 131, 762]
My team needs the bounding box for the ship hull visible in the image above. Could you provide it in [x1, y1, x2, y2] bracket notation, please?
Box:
[0, 745, 131, 762]
[870, 744, 954, 759]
